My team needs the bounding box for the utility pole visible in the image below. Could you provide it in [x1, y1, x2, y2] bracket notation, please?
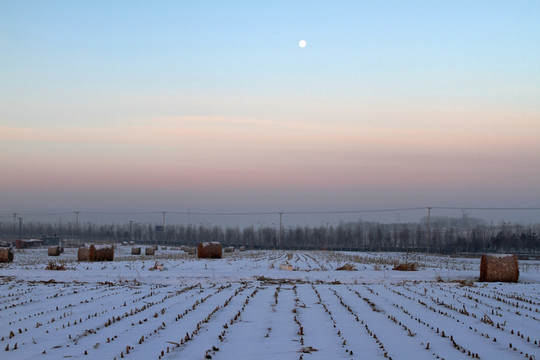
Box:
[18, 217, 23, 241]
[162, 212, 166, 245]
[427, 207, 431, 253]
[74, 211, 80, 238]
[13, 213, 17, 238]
[278, 212, 283, 250]
[362, 220, 365, 251]
[462, 209, 468, 253]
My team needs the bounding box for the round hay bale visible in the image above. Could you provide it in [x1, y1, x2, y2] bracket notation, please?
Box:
[152, 244, 158, 250]
[393, 263, 418, 271]
[93, 245, 114, 261]
[197, 242, 222, 259]
[239, 246, 246, 252]
[181, 245, 196, 254]
[0, 247, 14, 262]
[336, 263, 356, 271]
[279, 263, 293, 271]
[77, 246, 90, 261]
[224, 246, 235, 253]
[131, 247, 141, 255]
[480, 254, 519, 282]
[145, 247, 155, 256]
[88, 245, 96, 261]
[48, 246, 61, 256]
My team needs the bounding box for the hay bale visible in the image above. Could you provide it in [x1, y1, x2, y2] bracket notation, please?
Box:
[224, 246, 235, 253]
[279, 263, 293, 271]
[88, 245, 114, 261]
[78, 246, 90, 261]
[88, 245, 96, 260]
[48, 246, 61, 256]
[152, 244, 158, 250]
[96, 248, 113, 261]
[181, 245, 197, 255]
[0, 247, 14, 263]
[131, 247, 141, 255]
[197, 242, 222, 259]
[336, 263, 356, 271]
[46, 260, 66, 270]
[480, 254, 519, 282]
[239, 246, 246, 252]
[145, 247, 155, 256]
[149, 261, 164, 271]
[393, 263, 418, 271]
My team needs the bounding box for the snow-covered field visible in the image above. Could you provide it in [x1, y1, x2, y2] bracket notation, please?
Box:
[1, 246, 539, 360]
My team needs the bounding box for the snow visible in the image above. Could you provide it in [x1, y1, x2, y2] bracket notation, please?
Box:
[1, 246, 539, 359]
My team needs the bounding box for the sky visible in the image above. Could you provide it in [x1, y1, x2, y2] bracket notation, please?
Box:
[1, 1, 540, 225]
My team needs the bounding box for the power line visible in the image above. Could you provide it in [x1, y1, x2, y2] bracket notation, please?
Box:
[167, 211, 280, 216]
[1, 206, 539, 218]
[282, 207, 427, 215]
[431, 207, 540, 211]
[82, 211, 164, 215]
[0, 212, 74, 217]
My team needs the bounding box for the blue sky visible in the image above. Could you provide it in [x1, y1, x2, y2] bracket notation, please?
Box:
[1, 1, 539, 224]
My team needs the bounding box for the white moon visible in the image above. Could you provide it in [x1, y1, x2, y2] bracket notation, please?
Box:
[299, 40, 307, 48]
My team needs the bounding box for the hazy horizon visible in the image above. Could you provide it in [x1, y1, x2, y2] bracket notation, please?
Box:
[2, 1, 539, 225]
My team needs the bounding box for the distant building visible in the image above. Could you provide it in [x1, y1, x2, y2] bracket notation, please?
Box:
[41, 235, 61, 246]
[15, 239, 43, 249]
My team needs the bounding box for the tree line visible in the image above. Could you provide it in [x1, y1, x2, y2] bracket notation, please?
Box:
[1, 215, 538, 254]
